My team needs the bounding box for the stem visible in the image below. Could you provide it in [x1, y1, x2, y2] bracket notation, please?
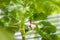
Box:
[19, 0, 27, 40]
[20, 16, 26, 40]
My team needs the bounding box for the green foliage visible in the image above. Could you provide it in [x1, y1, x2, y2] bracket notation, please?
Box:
[24, 25, 29, 33]
[34, 23, 57, 40]
[40, 21, 56, 33]
[32, 12, 47, 21]
[0, 0, 60, 40]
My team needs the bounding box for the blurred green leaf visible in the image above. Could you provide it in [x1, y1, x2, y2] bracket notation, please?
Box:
[29, 12, 47, 21]
[24, 25, 29, 33]
[50, 34, 59, 40]
[40, 21, 56, 33]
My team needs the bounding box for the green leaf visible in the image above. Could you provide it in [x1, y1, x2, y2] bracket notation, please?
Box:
[24, 25, 29, 33]
[1, 16, 9, 22]
[0, 0, 10, 8]
[50, 34, 59, 40]
[40, 21, 56, 33]
[29, 12, 47, 21]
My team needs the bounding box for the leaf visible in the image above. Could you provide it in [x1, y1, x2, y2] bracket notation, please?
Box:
[40, 21, 56, 33]
[29, 12, 47, 21]
[50, 34, 59, 40]
[35, 25, 57, 40]
[0, 0, 10, 8]
[24, 25, 29, 33]
[40, 21, 52, 26]
[1, 16, 9, 22]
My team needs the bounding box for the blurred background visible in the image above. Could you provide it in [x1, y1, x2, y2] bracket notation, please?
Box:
[15, 14, 60, 40]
